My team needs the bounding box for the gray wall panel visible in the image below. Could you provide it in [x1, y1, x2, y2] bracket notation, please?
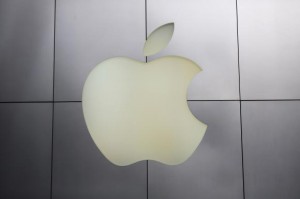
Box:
[0, 0, 54, 101]
[242, 101, 300, 199]
[55, 0, 145, 101]
[149, 101, 243, 199]
[52, 103, 147, 199]
[147, 0, 239, 100]
[1, 0, 300, 198]
[0, 103, 52, 199]
[239, 0, 300, 99]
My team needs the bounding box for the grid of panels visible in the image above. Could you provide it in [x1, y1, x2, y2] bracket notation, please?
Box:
[1, 0, 300, 199]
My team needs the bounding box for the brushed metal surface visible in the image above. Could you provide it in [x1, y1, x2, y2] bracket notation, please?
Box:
[239, 0, 300, 99]
[52, 103, 147, 199]
[0, 103, 52, 199]
[147, 0, 239, 100]
[55, 0, 145, 101]
[0, 0, 54, 101]
[148, 101, 243, 199]
[242, 101, 300, 199]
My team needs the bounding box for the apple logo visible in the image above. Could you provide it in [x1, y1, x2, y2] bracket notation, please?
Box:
[82, 22, 207, 166]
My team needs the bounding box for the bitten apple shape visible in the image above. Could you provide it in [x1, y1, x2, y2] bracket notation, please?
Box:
[82, 23, 207, 166]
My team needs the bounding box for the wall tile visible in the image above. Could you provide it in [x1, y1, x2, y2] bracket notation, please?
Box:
[52, 103, 147, 199]
[239, 0, 300, 99]
[147, 0, 239, 100]
[0, 0, 54, 101]
[149, 101, 243, 199]
[55, 0, 145, 101]
[0, 103, 52, 199]
[242, 101, 300, 199]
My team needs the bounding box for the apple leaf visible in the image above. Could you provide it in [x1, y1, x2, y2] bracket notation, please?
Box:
[143, 22, 174, 56]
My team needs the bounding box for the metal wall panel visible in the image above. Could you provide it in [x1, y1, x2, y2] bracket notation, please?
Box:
[239, 0, 300, 99]
[1, 0, 300, 199]
[55, 0, 145, 101]
[52, 103, 147, 199]
[242, 101, 300, 199]
[0, 103, 52, 199]
[0, 0, 54, 102]
[147, 0, 239, 100]
[149, 101, 243, 199]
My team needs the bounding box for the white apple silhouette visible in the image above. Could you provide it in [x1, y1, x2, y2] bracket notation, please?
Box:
[82, 23, 207, 166]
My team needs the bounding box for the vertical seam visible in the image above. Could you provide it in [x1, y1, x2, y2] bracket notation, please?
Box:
[235, 0, 246, 199]
[50, 0, 57, 198]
